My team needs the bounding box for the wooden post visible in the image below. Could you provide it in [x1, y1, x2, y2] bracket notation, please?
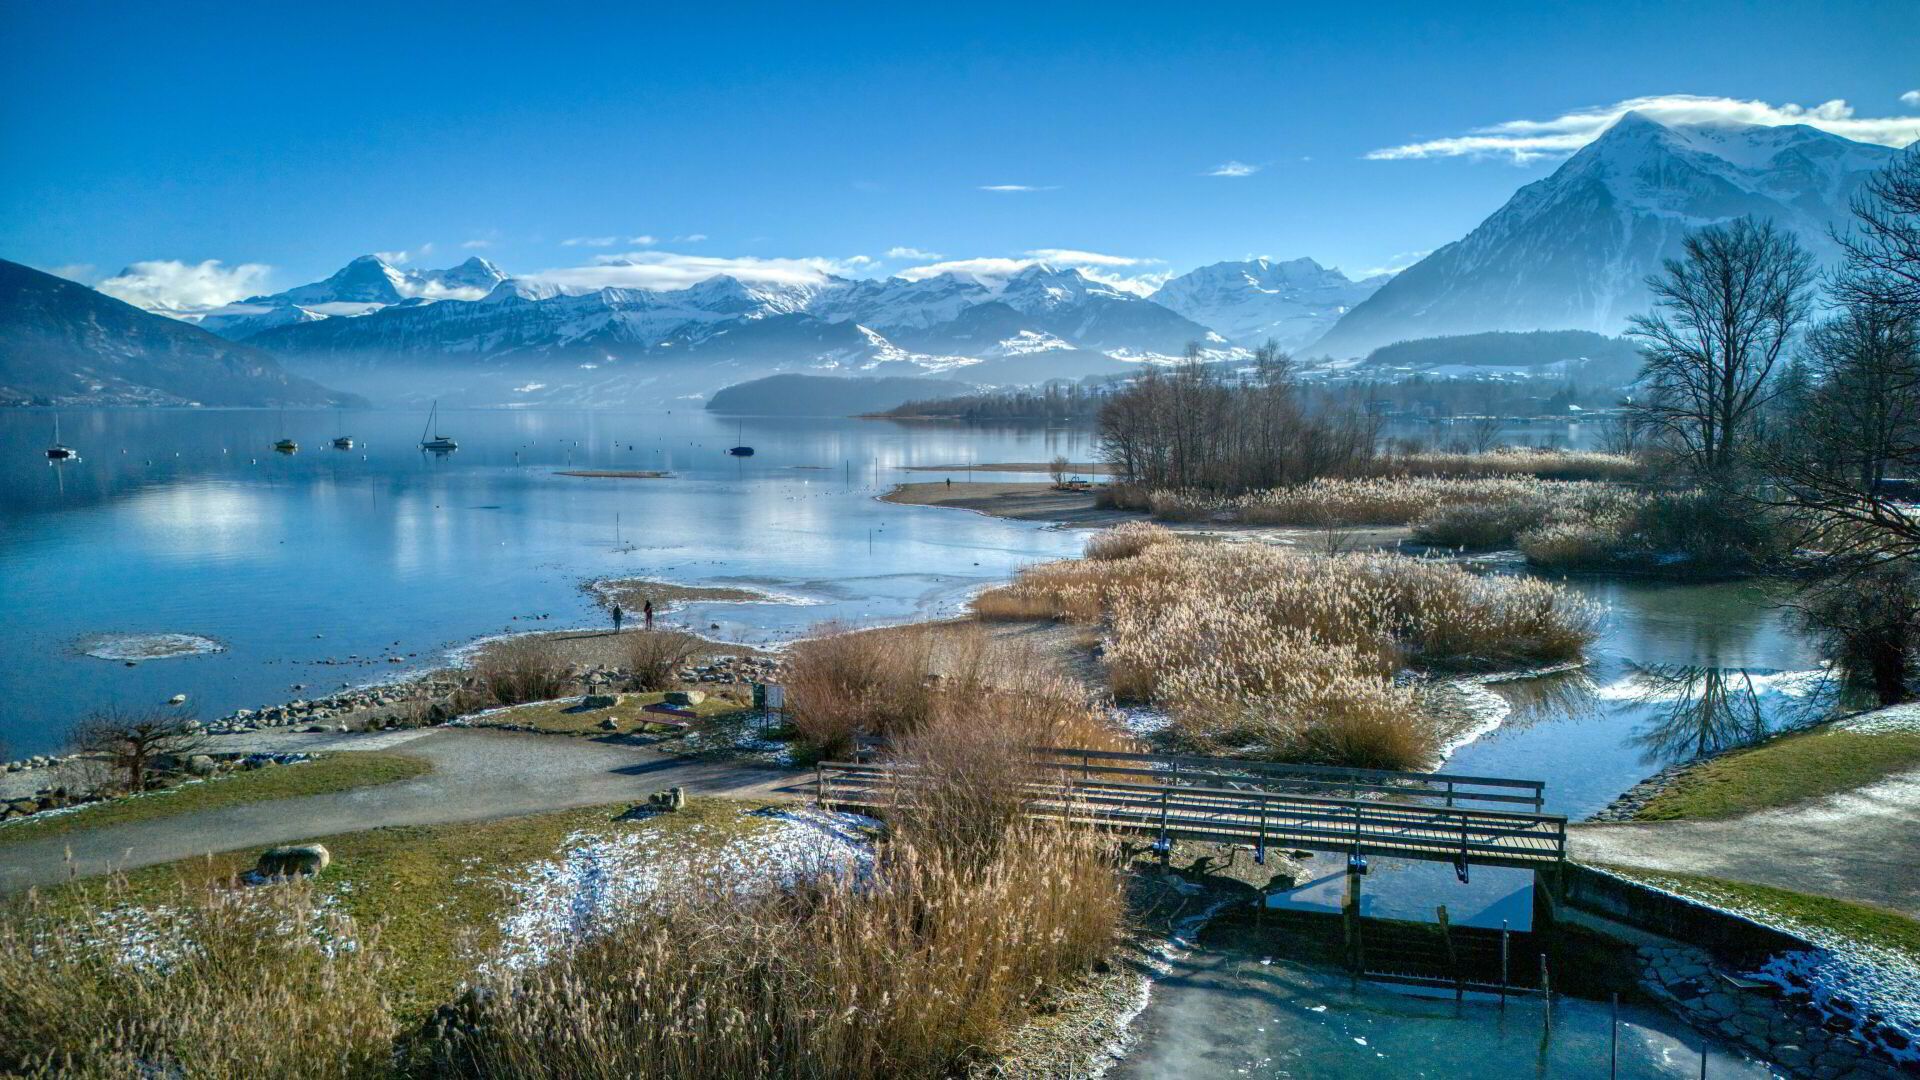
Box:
[1437, 905, 1462, 1002]
[814, 763, 824, 807]
[1344, 864, 1363, 974]
[1500, 919, 1511, 1009]
[1540, 953, 1552, 1034]
[1610, 992, 1619, 1078]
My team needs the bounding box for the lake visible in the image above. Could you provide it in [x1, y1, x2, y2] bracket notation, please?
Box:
[1, 407, 1096, 754]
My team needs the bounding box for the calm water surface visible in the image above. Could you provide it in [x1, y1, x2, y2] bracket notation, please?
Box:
[1, 408, 1093, 753]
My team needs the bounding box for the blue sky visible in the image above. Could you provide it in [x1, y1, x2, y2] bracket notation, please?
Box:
[4, 0, 1918, 309]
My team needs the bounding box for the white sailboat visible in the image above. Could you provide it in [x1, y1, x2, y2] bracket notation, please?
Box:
[45, 414, 76, 460]
[420, 401, 457, 452]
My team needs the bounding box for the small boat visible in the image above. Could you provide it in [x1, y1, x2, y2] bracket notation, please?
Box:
[332, 436, 354, 450]
[274, 438, 298, 454]
[726, 422, 754, 457]
[45, 414, 76, 460]
[419, 400, 457, 452]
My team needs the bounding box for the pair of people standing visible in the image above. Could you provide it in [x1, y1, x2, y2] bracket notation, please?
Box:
[611, 599, 654, 632]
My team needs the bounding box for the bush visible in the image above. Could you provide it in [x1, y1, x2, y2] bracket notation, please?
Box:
[1412, 499, 1550, 548]
[1390, 449, 1645, 483]
[1796, 566, 1920, 705]
[1084, 522, 1175, 561]
[472, 637, 571, 706]
[0, 882, 396, 1078]
[622, 630, 704, 692]
[785, 623, 974, 759]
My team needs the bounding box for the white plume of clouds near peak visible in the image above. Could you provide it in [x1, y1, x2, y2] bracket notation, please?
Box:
[95, 259, 273, 314]
[374, 249, 411, 265]
[1903, 90, 1920, 108]
[564, 235, 657, 248]
[1207, 160, 1260, 177]
[1351, 250, 1433, 278]
[885, 246, 942, 260]
[46, 263, 95, 283]
[1368, 94, 1920, 163]
[527, 251, 871, 292]
[978, 183, 1058, 192]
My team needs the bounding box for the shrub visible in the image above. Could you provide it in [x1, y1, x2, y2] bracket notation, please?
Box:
[1796, 566, 1920, 705]
[472, 637, 570, 706]
[1092, 482, 1152, 511]
[785, 623, 956, 759]
[622, 630, 704, 692]
[1390, 449, 1645, 483]
[1084, 521, 1175, 561]
[1412, 499, 1550, 548]
[0, 882, 396, 1078]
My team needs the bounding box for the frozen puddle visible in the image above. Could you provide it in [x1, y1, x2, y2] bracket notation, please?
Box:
[486, 806, 878, 973]
[78, 632, 224, 661]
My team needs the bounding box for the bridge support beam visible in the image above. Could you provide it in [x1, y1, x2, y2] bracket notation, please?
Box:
[1344, 863, 1364, 974]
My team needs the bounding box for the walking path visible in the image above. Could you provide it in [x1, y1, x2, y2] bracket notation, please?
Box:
[1568, 765, 1920, 918]
[0, 728, 806, 893]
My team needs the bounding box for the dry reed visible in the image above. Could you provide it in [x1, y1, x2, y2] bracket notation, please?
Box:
[472, 637, 571, 707]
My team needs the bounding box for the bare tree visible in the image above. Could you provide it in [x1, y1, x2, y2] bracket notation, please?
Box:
[1835, 147, 1920, 318]
[1047, 455, 1070, 487]
[1627, 217, 1816, 477]
[67, 707, 205, 793]
[1467, 415, 1503, 454]
[1596, 414, 1645, 458]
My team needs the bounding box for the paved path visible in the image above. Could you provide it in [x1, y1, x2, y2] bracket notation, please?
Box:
[0, 729, 808, 893]
[1569, 766, 1920, 918]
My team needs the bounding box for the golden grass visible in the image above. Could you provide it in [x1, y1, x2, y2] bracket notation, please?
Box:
[471, 636, 571, 707]
[1084, 521, 1176, 560]
[975, 534, 1598, 767]
[1390, 449, 1644, 482]
[1148, 476, 1624, 528]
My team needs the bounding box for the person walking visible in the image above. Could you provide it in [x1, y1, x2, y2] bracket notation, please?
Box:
[612, 604, 623, 633]
[643, 599, 654, 630]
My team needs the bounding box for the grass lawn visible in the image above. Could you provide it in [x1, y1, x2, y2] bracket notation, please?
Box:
[466, 690, 752, 735]
[41, 796, 788, 1020]
[1636, 728, 1920, 821]
[0, 752, 431, 847]
[1601, 866, 1920, 965]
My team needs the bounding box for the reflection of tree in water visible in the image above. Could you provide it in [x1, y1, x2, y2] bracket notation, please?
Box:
[1480, 669, 1602, 734]
[1625, 663, 1778, 764]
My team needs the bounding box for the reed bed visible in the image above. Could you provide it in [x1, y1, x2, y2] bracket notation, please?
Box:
[1084, 520, 1176, 561]
[0, 882, 396, 1079]
[472, 637, 571, 707]
[1147, 476, 1617, 528]
[1389, 449, 1644, 482]
[974, 534, 1598, 768]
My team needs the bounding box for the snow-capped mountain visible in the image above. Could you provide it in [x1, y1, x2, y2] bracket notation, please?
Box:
[240, 262, 1216, 403]
[1311, 112, 1900, 357]
[1152, 257, 1388, 349]
[198, 255, 507, 338]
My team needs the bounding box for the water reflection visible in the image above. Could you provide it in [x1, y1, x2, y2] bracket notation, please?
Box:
[1619, 663, 1830, 765]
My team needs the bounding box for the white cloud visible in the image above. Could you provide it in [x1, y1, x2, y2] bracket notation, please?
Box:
[562, 236, 620, 248]
[886, 246, 942, 260]
[527, 251, 868, 292]
[978, 184, 1058, 192]
[460, 238, 495, 249]
[45, 263, 94, 282]
[95, 259, 272, 314]
[1903, 90, 1920, 108]
[1023, 248, 1154, 268]
[375, 249, 412, 265]
[1368, 94, 1920, 163]
[676, 233, 708, 243]
[1207, 160, 1259, 177]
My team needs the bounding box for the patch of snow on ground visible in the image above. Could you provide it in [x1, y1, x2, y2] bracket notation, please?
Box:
[1110, 705, 1172, 737]
[487, 806, 878, 973]
[1837, 702, 1920, 734]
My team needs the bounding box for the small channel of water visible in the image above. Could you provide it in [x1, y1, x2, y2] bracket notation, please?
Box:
[1117, 575, 1823, 1077]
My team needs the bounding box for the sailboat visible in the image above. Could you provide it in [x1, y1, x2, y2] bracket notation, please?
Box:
[726, 421, 754, 457]
[420, 401, 457, 452]
[273, 406, 297, 453]
[45, 414, 76, 460]
[331, 411, 353, 450]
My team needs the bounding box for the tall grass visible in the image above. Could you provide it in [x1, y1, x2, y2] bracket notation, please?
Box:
[0, 882, 395, 1079]
[472, 637, 572, 707]
[975, 539, 1598, 768]
[621, 630, 703, 692]
[1389, 449, 1644, 482]
[1084, 520, 1175, 560]
[1149, 476, 1620, 528]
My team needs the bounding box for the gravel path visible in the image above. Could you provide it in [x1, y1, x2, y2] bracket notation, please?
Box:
[1568, 765, 1920, 918]
[0, 728, 807, 893]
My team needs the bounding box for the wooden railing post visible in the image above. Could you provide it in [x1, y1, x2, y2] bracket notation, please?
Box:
[815, 763, 824, 807]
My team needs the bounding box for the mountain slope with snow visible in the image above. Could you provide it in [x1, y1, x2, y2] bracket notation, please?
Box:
[198, 255, 508, 338]
[1153, 257, 1387, 349]
[1311, 113, 1900, 357]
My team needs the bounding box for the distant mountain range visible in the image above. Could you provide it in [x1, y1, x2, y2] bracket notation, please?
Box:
[0, 259, 354, 407]
[1152, 257, 1388, 349]
[1311, 112, 1897, 357]
[7, 112, 1905, 408]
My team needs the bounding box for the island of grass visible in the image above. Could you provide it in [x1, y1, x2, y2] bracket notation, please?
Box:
[582, 577, 776, 611]
[463, 691, 752, 735]
[0, 751, 431, 847]
[1636, 727, 1920, 821]
[553, 470, 672, 479]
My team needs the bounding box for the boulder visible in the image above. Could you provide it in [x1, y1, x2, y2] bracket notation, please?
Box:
[256, 844, 331, 878]
[664, 690, 706, 707]
[598, 718, 621, 731]
[581, 693, 620, 709]
[185, 755, 218, 777]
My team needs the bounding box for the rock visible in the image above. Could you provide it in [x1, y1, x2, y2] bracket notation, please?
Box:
[598, 718, 620, 731]
[581, 693, 620, 709]
[256, 844, 331, 878]
[665, 690, 706, 706]
[185, 754, 218, 777]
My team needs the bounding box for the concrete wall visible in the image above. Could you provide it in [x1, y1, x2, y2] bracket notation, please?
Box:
[1560, 864, 1809, 955]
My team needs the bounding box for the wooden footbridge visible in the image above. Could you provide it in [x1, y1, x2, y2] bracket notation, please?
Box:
[816, 746, 1566, 870]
